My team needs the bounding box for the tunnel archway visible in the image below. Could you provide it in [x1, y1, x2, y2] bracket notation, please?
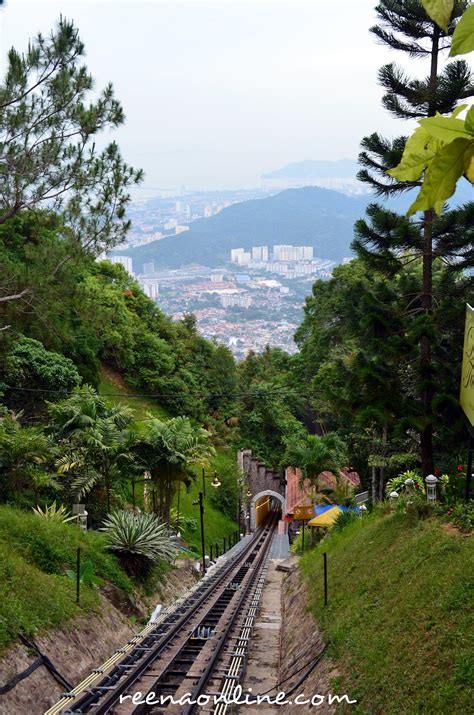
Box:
[250, 489, 286, 531]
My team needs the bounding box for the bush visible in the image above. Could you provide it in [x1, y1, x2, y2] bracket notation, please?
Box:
[385, 470, 425, 496]
[449, 502, 474, 534]
[102, 510, 176, 576]
[332, 509, 360, 533]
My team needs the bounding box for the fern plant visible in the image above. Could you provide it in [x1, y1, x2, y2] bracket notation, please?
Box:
[102, 510, 176, 575]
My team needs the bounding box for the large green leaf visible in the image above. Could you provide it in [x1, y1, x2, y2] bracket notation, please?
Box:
[408, 137, 470, 215]
[450, 4, 474, 56]
[388, 126, 436, 181]
[465, 105, 474, 134]
[422, 0, 454, 32]
[419, 113, 470, 142]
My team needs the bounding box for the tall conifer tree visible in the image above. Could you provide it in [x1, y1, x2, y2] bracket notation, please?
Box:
[353, 0, 474, 475]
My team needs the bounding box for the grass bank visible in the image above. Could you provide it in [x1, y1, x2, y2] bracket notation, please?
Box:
[300, 512, 474, 714]
[0, 505, 135, 654]
[176, 447, 239, 554]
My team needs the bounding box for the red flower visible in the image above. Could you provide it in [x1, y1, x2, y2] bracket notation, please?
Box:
[434, 468, 442, 478]
[457, 465, 464, 472]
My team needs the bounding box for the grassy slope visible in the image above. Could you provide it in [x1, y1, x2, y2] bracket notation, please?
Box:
[98, 368, 170, 420]
[300, 512, 474, 715]
[98, 367, 238, 553]
[0, 506, 132, 654]
[176, 447, 239, 554]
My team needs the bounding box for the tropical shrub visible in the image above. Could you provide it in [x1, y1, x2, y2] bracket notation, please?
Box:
[332, 509, 360, 533]
[32, 502, 76, 523]
[102, 510, 176, 575]
[169, 508, 197, 532]
[385, 470, 425, 496]
[449, 502, 474, 534]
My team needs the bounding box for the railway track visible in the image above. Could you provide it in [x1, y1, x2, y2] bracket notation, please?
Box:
[46, 515, 277, 715]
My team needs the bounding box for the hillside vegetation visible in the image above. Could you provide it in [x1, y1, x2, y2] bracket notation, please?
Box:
[300, 513, 474, 714]
[0, 506, 133, 654]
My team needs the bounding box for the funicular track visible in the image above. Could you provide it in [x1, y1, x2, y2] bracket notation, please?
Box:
[47, 515, 277, 715]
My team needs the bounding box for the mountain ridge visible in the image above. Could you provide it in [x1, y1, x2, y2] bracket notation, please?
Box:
[127, 186, 372, 271]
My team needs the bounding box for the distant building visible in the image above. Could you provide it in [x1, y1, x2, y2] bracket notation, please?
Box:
[220, 293, 252, 309]
[175, 225, 190, 235]
[143, 262, 155, 275]
[141, 281, 159, 299]
[273, 244, 313, 261]
[252, 246, 269, 261]
[109, 255, 133, 274]
[211, 272, 225, 283]
[236, 252, 251, 266]
[231, 248, 245, 262]
[164, 219, 178, 231]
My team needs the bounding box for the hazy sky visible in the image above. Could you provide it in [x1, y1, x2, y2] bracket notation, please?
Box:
[0, 0, 449, 192]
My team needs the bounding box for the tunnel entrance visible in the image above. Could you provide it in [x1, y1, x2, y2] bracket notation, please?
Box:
[250, 490, 286, 531]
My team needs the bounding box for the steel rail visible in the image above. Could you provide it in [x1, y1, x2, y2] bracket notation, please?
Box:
[49, 520, 274, 714]
[180, 516, 276, 715]
[114, 522, 275, 714]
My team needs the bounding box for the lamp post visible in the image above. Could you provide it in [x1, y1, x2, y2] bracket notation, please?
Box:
[193, 491, 206, 575]
[201, 468, 221, 498]
[404, 478, 415, 492]
[389, 491, 399, 510]
[425, 474, 438, 502]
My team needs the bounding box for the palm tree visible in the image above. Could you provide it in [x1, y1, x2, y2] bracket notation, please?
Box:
[131, 415, 215, 524]
[0, 412, 56, 502]
[48, 386, 133, 510]
[285, 433, 348, 492]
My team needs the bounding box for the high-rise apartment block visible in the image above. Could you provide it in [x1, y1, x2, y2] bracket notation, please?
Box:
[109, 255, 133, 274]
[251, 246, 269, 261]
[220, 293, 252, 308]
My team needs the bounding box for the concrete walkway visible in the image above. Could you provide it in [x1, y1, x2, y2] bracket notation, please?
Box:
[269, 533, 290, 560]
[240, 560, 283, 713]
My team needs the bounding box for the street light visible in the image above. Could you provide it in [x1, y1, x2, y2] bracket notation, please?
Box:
[201, 468, 221, 497]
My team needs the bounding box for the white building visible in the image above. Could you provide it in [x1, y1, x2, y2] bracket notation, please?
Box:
[220, 293, 252, 308]
[211, 272, 225, 283]
[252, 246, 269, 261]
[140, 281, 159, 299]
[175, 225, 190, 235]
[164, 219, 178, 231]
[143, 262, 155, 275]
[231, 248, 245, 262]
[109, 255, 133, 274]
[236, 252, 251, 266]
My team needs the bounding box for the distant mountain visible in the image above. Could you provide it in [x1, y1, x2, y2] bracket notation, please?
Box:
[262, 159, 359, 180]
[127, 186, 372, 271]
[126, 181, 474, 272]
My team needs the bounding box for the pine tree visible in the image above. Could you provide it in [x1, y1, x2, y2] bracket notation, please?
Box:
[0, 18, 143, 260]
[352, 0, 474, 475]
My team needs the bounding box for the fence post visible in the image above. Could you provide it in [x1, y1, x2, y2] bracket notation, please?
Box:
[210, 544, 213, 562]
[323, 552, 328, 607]
[215, 542, 219, 559]
[76, 547, 81, 605]
[223, 536, 226, 553]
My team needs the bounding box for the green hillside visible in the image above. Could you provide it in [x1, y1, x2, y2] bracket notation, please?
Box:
[300, 512, 474, 714]
[128, 187, 369, 270]
[0, 506, 133, 654]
